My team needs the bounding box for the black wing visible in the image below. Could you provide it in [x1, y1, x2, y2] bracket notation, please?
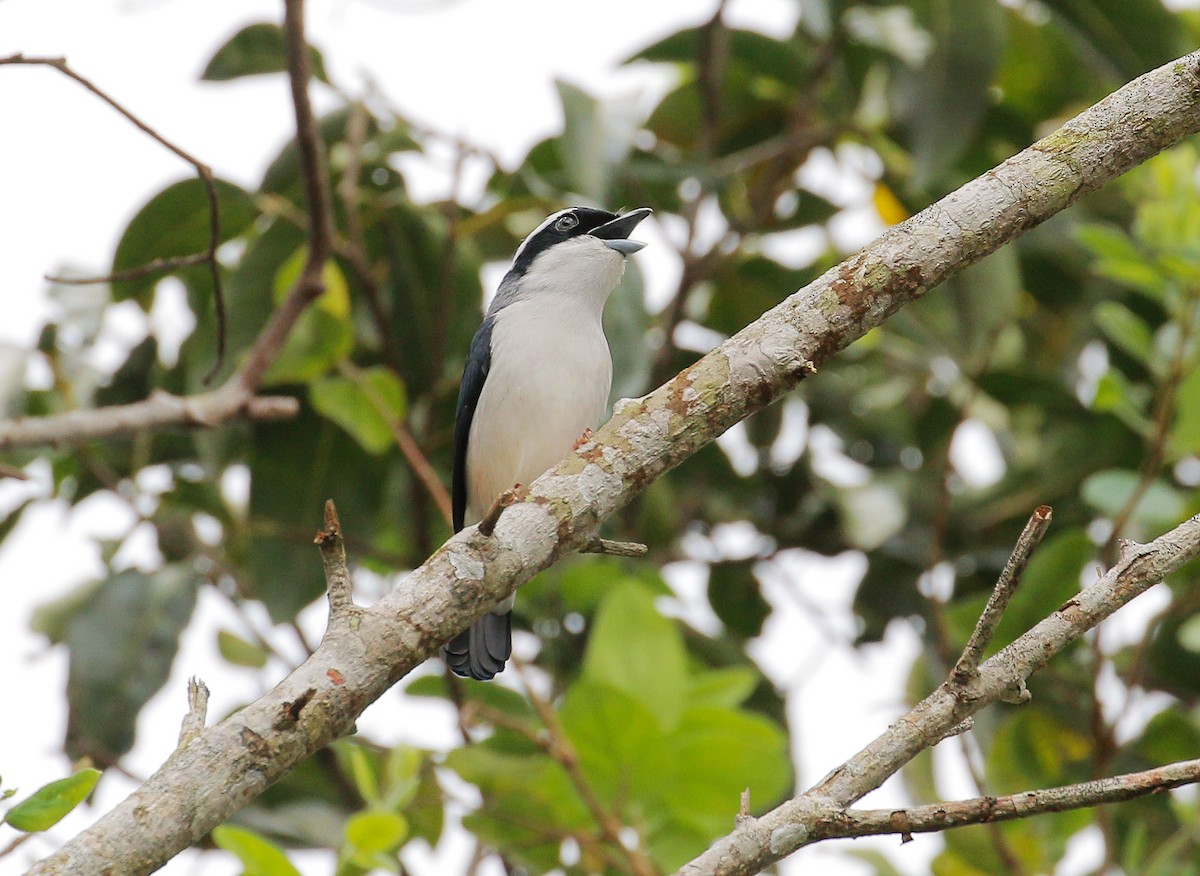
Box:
[452, 315, 495, 532]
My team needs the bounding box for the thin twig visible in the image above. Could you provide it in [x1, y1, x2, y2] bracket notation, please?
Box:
[580, 538, 649, 558]
[0, 53, 227, 380]
[46, 252, 213, 286]
[477, 486, 526, 537]
[230, 0, 334, 397]
[314, 499, 355, 620]
[0, 462, 29, 480]
[952, 505, 1053, 682]
[830, 758, 1200, 840]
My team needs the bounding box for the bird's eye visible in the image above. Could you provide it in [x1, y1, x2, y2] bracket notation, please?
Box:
[554, 214, 579, 232]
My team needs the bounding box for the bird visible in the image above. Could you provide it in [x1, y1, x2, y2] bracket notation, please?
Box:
[443, 205, 652, 680]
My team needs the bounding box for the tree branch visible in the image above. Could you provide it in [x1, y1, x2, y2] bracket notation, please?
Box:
[0, 0, 335, 449]
[676, 513, 1200, 876]
[25, 48, 1200, 876]
[820, 758, 1200, 841]
[951, 504, 1052, 683]
[0, 54, 228, 379]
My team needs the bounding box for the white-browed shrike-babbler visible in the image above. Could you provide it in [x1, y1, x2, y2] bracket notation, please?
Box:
[444, 206, 652, 680]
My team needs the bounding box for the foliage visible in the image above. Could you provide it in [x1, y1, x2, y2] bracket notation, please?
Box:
[2, 769, 101, 833]
[5, 1, 1200, 873]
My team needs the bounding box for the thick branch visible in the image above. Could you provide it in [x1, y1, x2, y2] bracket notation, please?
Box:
[26, 49, 1200, 876]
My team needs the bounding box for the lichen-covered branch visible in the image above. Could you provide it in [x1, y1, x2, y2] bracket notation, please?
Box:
[25, 48, 1200, 876]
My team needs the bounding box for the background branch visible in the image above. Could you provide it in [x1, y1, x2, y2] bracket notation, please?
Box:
[0, 53, 228, 378]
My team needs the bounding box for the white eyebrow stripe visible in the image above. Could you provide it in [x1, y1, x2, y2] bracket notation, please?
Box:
[511, 208, 574, 264]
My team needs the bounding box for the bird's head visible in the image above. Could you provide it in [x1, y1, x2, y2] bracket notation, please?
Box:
[500, 206, 652, 310]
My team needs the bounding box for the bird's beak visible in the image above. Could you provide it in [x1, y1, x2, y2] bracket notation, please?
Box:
[592, 207, 652, 255]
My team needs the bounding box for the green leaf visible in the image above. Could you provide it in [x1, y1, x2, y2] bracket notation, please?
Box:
[263, 251, 353, 385]
[660, 706, 791, 838]
[344, 743, 381, 806]
[344, 810, 407, 854]
[1037, 0, 1186, 80]
[1093, 301, 1154, 364]
[217, 629, 268, 668]
[310, 367, 407, 456]
[213, 824, 302, 876]
[4, 769, 100, 832]
[111, 178, 257, 306]
[687, 666, 759, 708]
[582, 583, 689, 730]
[559, 680, 670, 805]
[891, 0, 1006, 184]
[202, 23, 329, 84]
[1076, 224, 1143, 263]
[64, 567, 199, 764]
[1168, 365, 1200, 458]
[1082, 470, 1186, 529]
[988, 709, 1090, 791]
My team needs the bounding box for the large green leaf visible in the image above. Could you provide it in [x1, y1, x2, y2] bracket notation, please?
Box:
[310, 366, 408, 456]
[111, 178, 257, 306]
[201, 22, 329, 84]
[890, 0, 1006, 185]
[63, 567, 199, 764]
[582, 582, 689, 730]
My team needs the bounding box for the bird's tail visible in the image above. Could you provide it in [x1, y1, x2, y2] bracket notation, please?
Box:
[444, 611, 512, 680]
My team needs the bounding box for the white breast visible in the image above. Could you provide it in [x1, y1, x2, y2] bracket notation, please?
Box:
[465, 297, 613, 524]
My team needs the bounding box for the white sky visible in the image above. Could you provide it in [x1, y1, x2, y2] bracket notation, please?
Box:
[0, 1, 1182, 875]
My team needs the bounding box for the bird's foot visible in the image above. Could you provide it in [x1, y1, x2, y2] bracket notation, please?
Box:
[573, 428, 594, 450]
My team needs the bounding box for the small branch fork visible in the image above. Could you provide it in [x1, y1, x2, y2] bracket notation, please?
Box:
[952, 505, 1052, 685]
[676, 508, 1200, 876]
[0, 0, 333, 448]
[0, 53, 228, 380]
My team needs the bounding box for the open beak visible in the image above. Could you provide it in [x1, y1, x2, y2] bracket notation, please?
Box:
[592, 207, 652, 255]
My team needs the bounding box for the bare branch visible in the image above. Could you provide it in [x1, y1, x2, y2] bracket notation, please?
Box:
[580, 538, 649, 558]
[952, 504, 1053, 682]
[827, 758, 1200, 840]
[0, 53, 227, 379]
[177, 678, 210, 749]
[0, 393, 298, 450]
[677, 513, 1200, 876]
[0, 0, 336, 449]
[314, 499, 356, 621]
